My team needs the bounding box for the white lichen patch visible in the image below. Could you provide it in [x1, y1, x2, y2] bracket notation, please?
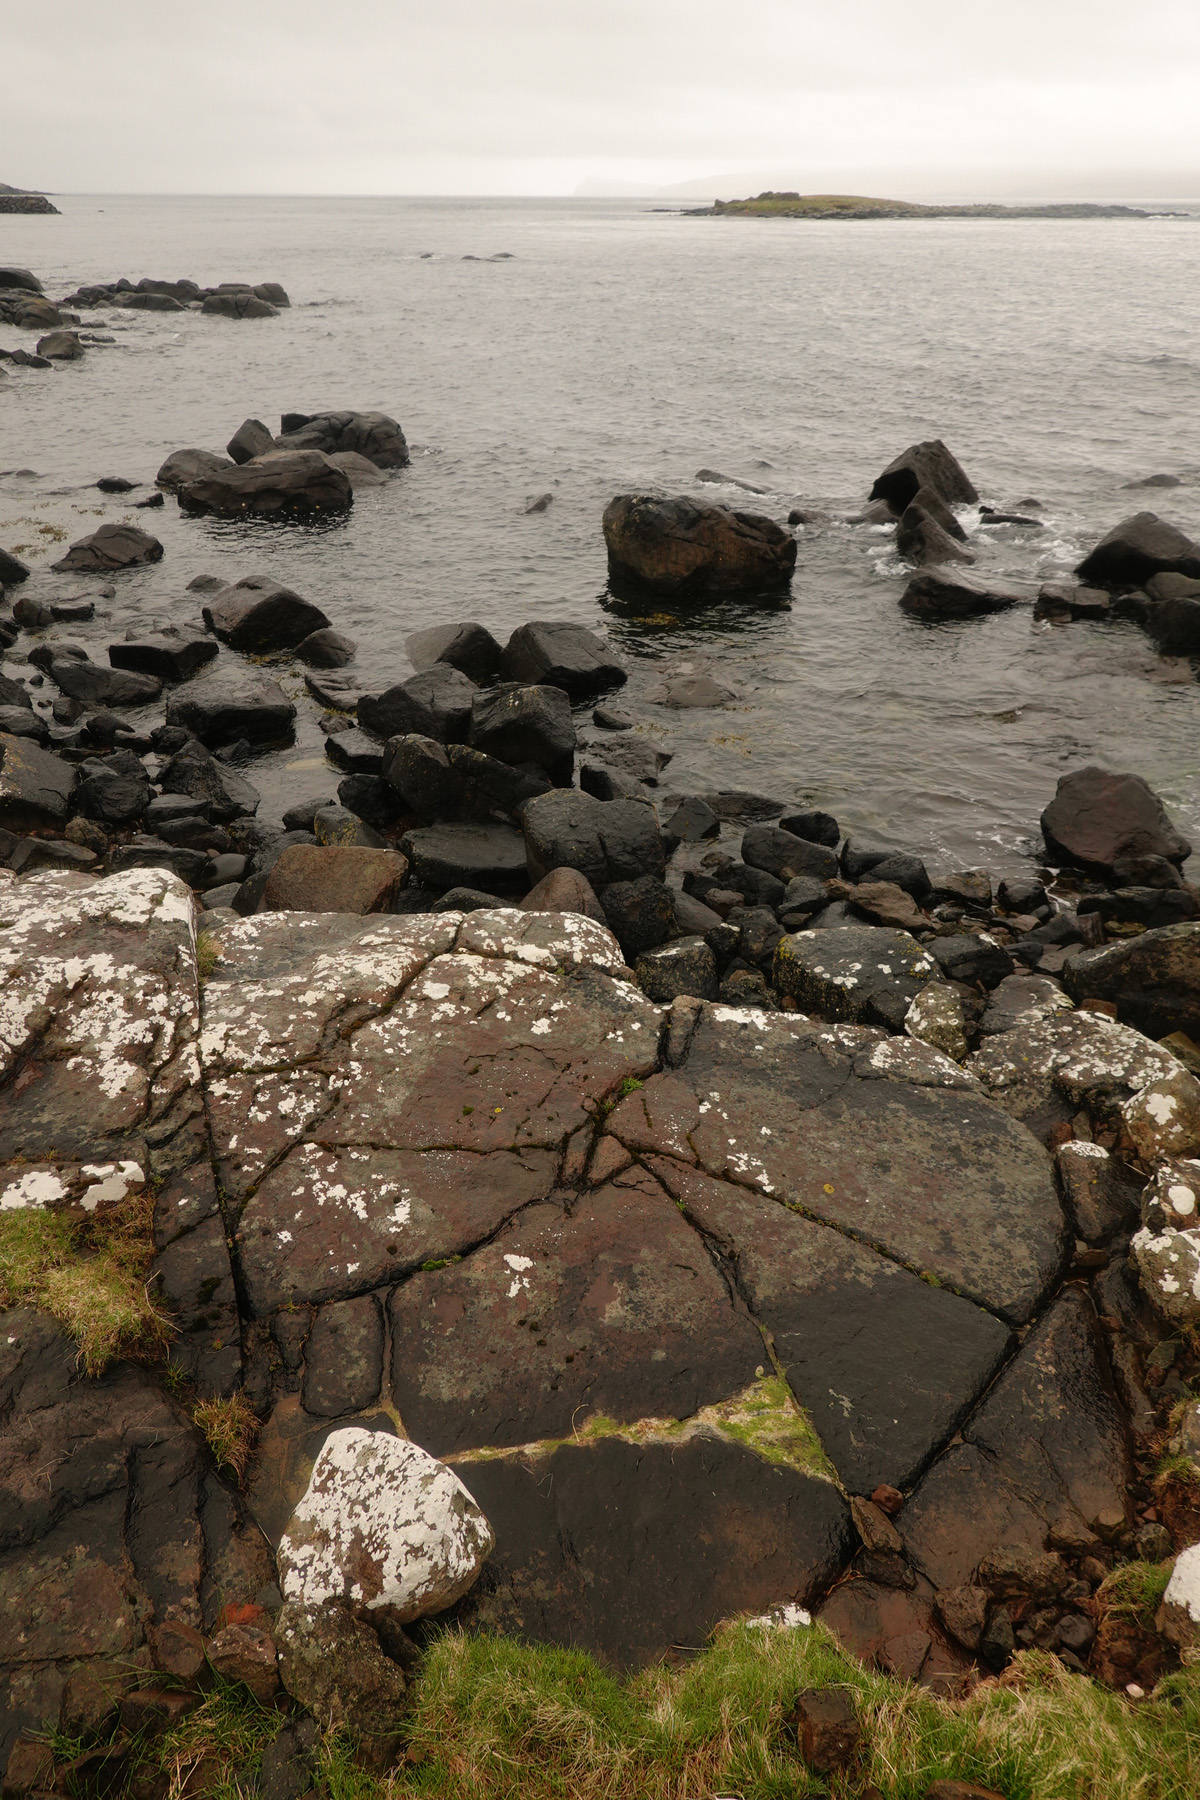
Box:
[1132, 1224, 1200, 1327]
[0, 1166, 69, 1210]
[456, 908, 624, 973]
[278, 1426, 494, 1621]
[1163, 1544, 1200, 1624]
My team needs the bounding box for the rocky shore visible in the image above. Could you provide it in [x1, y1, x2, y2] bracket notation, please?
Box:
[2, 262, 1200, 1796]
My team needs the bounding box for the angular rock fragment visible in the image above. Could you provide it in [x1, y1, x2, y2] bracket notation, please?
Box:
[1064, 922, 1200, 1042]
[520, 788, 664, 886]
[179, 450, 353, 519]
[110, 628, 218, 682]
[406, 621, 504, 684]
[869, 440, 979, 513]
[1041, 767, 1190, 873]
[166, 679, 296, 746]
[257, 845, 408, 915]
[773, 925, 940, 1032]
[900, 568, 1024, 618]
[51, 523, 164, 574]
[359, 665, 476, 744]
[202, 576, 331, 652]
[469, 683, 576, 782]
[1076, 511, 1200, 587]
[0, 734, 76, 830]
[603, 493, 797, 596]
[501, 620, 627, 695]
[275, 409, 409, 469]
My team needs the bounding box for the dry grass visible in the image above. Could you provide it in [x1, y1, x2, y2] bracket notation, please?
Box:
[192, 1391, 260, 1482]
[0, 1193, 171, 1374]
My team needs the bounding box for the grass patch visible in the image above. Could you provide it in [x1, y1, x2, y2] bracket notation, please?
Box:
[196, 928, 221, 982]
[1098, 1560, 1174, 1631]
[153, 1675, 283, 1800]
[388, 1625, 1200, 1800]
[193, 1391, 260, 1483]
[0, 1193, 170, 1375]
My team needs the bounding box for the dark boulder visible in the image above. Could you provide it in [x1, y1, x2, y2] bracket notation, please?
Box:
[500, 621, 627, 696]
[779, 807, 840, 847]
[1041, 767, 1190, 872]
[1144, 595, 1200, 657]
[274, 409, 409, 469]
[662, 795, 721, 846]
[178, 451, 353, 519]
[0, 266, 43, 293]
[635, 936, 719, 1002]
[899, 568, 1024, 618]
[51, 523, 164, 574]
[869, 440, 978, 514]
[155, 448, 233, 490]
[108, 838, 210, 885]
[158, 743, 261, 821]
[1075, 512, 1200, 587]
[337, 773, 404, 829]
[447, 743, 552, 818]
[854, 852, 931, 902]
[520, 788, 665, 887]
[165, 680, 296, 747]
[406, 622, 504, 684]
[50, 658, 163, 708]
[36, 329, 84, 360]
[520, 866, 607, 920]
[929, 934, 1015, 990]
[202, 292, 278, 319]
[1064, 923, 1200, 1043]
[579, 759, 651, 804]
[324, 728, 384, 774]
[0, 733, 76, 830]
[109, 628, 218, 682]
[358, 665, 477, 744]
[0, 673, 32, 710]
[202, 577, 331, 652]
[602, 493, 797, 596]
[0, 546, 31, 585]
[226, 419, 275, 464]
[774, 925, 940, 1032]
[433, 885, 506, 913]
[0, 707, 46, 742]
[742, 823, 837, 882]
[399, 822, 529, 893]
[895, 502, 974, 567]
[296, 628, 356, 667]
[115, 290, 185, 312]
[74, 749, 151, 826]
[468, 684, 576, 784]
[382, 734, 462, 819]
[601, 875, 676, 959]
[313, 803, 386, 849]
[13, 594, 52, 627]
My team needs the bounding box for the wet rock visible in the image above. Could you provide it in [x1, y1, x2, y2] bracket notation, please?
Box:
[108, 838, 210, 886]
[258, 845, 408, 914]
[382, 733, 460, 819]
[1042, 767, 1190, 873]
[358, 664, 477, 744]
[178, 450, 353, 519]
[406, 622, 504, 684]
[468, 683, 575, 783]
[0, 674, 32, 711]
[278, 1427, 493, 1619]
[774, 925, 940, 1032]
[51, 523, 164, 574]
[577, 756, 648, 803]
[451, 1433, 850, 1670]
[1064, 923, 1200, 1042]
[313, 803, 386, 848]
[74, 749, 151, 826]
[0, 546, 32, 586]
[0, 707, 46, 744]
[1145, 595, 1200, 657]
[977, 973, 1072, 1036]
[205, 1621, 279, 1701]
[603, 1001, 1063, 1322]
[646, 671, 740, 708]
[869, 440, 979, 513]
[520, 788, 665, 887]
[852, 851, 931, 901]
[297, 627, 356, 667]
[35, 329, 84, 360]
[900, 567, 1024, 618]
[601, 874, 676, 959]
[659, 1160, 1011, 1491]
[0, 266, 43, 294]
[520, 865, 606, 920]
[929, 933, 1014, 990]
[843, 879, 927, 932]
[49, 658, 162, 708]
[1076, 512, 1200, 586]
[743, 824, 837, 882]
[501, 621, 627, 696]
[635, 936, 719, 1002]
[400, 822, 528, 893]
[324, 729, 384, 774]
[447, 743, 552, 818]
[166, 679, 296, 747]
[202, 577, 331, 652]
[900, 1289, 1130, 1589]
[202, 291, 278, 318]
[327, 450, 389, 489]
[0, 734, 76, 830]
[12, 593, 52, 627]
[896, 502, 975, 566]
[602, 493, 797, 596]
[275, 1602, 406, 1767]
[1057, 1140, 1141, 1242]
[110, 628, 218, 682]
[156, 447, 233, 490]
[275, 409, 410, 469]
[158, 742, 261, 821]
[225, 418, 275, 464]
[663, 795, 721, 846]
[779, 807, 840, 847]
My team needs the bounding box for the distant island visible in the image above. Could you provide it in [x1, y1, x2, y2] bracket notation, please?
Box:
[686, 191, 1178, 220]
[0, 182, 59, 215]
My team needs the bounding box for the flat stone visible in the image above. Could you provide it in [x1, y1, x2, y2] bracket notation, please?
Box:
[166, 679, 296, 747]
[773, 925, 941, 1032]
[399, 822, 528, 893]
[51, 523, 163, 574]
[110, 629, 218, 682]
[602, 1002, 1064, 1322]
[49, 659, 162, 708]
[899, 1289, 1131, 1588]
[899, 568, 1024, 618]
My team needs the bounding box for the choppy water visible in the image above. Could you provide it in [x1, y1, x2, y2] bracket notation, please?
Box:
[2, 194, 1199, 875]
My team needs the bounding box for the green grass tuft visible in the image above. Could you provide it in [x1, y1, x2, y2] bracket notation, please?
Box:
[1098, 1559, 1174, 1630]
[196, 929, 221, 982]
[193, 1391, 260, 1483]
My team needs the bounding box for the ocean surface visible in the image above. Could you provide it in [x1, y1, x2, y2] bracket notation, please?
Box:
[2, 194, 1199, 876]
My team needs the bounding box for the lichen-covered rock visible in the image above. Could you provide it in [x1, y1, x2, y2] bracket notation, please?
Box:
[1122, 1065, 1200, 1161]
[773, 925, 940, 1033]
[1064, 923, 1200, 1044]
[278, 1427, 493, 1620]
[1156, 1544, 1200, 1658]
[275, 1601, 406, 1766]
[1131, 1225, 1200, 1327]
[905, 981, 968, 1062]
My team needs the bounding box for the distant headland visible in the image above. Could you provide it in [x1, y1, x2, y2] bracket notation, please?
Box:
[686, 191, 1181, 220]
[0, 182, 59, 215]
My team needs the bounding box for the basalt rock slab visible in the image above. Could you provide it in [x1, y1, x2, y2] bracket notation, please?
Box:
[49, 659, 162, 709]
[1064, 923, 1200, 1043]
[899, 1289, 1131, 1589]
[447, 1433, 851, 1669]
[166, 679, 296, 747]
[602, 1002, 1064, 1322]
[603, 493, 797, 596]
[652, 1160, 1012, 1492]
[178, 451, 353, 519]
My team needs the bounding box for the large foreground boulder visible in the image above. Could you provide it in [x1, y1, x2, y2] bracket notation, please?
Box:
[1065, 924, 1200, 1043]
[869, 440, 979, 513]
[1041, 767, 1191, 872]
[177, 450, 353, 519]
[50, 523, 163, 574]
[602, 494, 797, 595]
[1076, 512, 1200, 587]
[274, 409, 410, 469]
[202, 576, 331, 651]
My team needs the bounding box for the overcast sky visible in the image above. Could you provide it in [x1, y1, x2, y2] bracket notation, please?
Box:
[7, 0, 1200, 198]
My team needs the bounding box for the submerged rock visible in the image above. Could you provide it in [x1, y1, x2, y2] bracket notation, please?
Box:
[900, 567, 1023, 618]
[178, 450, 353, 519]
[51, 523, 164, 573]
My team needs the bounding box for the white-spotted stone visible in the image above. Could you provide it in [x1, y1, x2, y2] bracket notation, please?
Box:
[1157, 1543, 1200, 1657]
[278, 1427, 494, 1622]
[1131, 1224, 1200, 1327]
